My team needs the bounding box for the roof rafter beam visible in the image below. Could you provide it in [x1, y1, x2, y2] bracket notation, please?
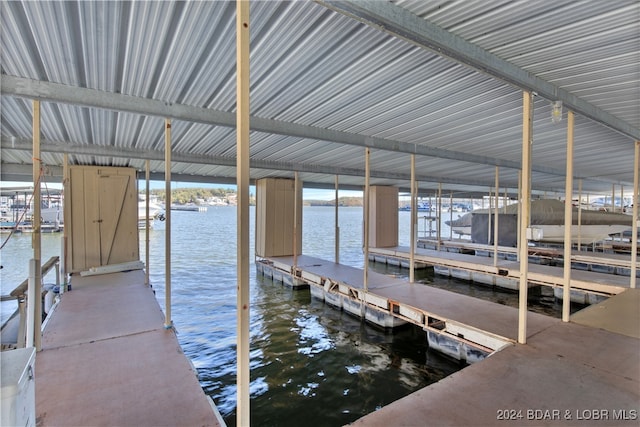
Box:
[0, 163, 501, 197]
[1, 137, 502, 189]
[316, 0, 640, 141]
[2, 75, 565, 176]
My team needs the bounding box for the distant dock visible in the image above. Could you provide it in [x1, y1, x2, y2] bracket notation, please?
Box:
[171, 205, 207, 212]
[368, 243, 636, 304]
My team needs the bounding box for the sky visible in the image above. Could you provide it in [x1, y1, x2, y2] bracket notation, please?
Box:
[0, 180, 362, 201]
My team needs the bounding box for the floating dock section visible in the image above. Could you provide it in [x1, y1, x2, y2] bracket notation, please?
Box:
[259, 255, 639, 426]
[257, 255, 558, 363]
[34, 270, 224, 426]
[351, 289, 640, 426]
[369, 245, 634, 304]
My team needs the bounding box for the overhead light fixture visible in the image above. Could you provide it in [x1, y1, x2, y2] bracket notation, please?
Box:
[551, 101, 563, 124]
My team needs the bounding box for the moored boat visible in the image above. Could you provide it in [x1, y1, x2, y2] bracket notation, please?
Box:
[446, 199, 633, 245]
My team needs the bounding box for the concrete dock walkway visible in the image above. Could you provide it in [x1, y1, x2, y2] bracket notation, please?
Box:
[35, 270, 223, 427]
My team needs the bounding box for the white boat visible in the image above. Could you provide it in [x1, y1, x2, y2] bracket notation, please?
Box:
[399, 201, 433, 211]
[138, 199, 165, 229]
[446, 199, 633, 245]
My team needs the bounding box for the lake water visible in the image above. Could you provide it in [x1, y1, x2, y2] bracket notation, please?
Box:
[0, 206, 575, 426]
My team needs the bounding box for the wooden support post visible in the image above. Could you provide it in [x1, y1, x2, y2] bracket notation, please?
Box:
[410, 154, 416, 283]
[32, 100, 42, 351]
[164, 119, 172, 329]
[631, 141, 639, 289]
[236, 1, 251, 425]
[518, 91, 533, 344]
[335, 175, 340, 264]
[145, 159, 151, 286]
[363, 147, 370, 292]
[562, 111, 575, 322]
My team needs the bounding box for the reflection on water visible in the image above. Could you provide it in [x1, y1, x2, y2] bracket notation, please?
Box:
[220, 276, 461, 427]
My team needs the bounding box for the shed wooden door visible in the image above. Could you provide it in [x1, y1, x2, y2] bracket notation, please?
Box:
[68, 166, 139, 273]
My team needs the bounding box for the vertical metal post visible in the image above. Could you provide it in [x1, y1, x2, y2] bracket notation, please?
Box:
[449, 192, 453, 241]
[562, 111, 575, 322]
[518, 91, 533, 344]
[62, 153, 69, 292]
[293, 171, 300, 269]
[620, 185, 624, 240]
[335, 175, 340, 264]
[17, 298, 27, 348]
[578, 179, 583, 251]
[487, 186, 492, 246]
[236, 1, 251, 425]
[493, 167, 499, 267]
[363, 147, 370, 292]
[26, 259, 36, 348]
[145, 159, 151, 286]
[164, 119, 172, 329]
[409, 154, 416, 283]
[517, 171, 522, 262]
[504, 188, 508, 213]
[32, 100, 42, 351]
[55, 262, 60, 288]
[631, 141, 639, 289]
[437, 183, 442, 251]
[612, 184, 616, 212]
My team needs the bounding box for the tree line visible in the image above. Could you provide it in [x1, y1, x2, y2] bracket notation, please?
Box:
[145, 188, 237, 204]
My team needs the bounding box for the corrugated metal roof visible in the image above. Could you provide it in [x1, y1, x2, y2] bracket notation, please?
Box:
[1, 0, 638, 198]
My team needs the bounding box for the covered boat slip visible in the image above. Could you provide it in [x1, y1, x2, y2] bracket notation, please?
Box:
[261, 254, 558, 347]
[261, 256, 639, 425]
[352, 291, 640, 426]
[35, 269, 222, 427]
[369, 245, 634, 296]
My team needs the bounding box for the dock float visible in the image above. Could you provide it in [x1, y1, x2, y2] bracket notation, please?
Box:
[35, 270, 224, 426]
[350, 289, 639, 426]
[257, 255, 557, 363]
